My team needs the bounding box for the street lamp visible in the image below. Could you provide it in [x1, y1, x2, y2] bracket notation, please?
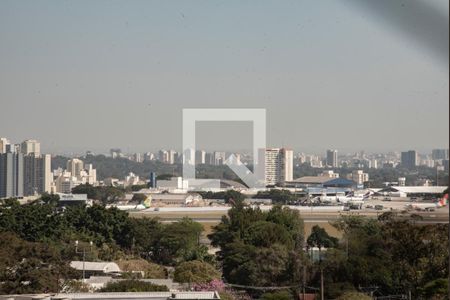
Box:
[75, 240, 93, 281]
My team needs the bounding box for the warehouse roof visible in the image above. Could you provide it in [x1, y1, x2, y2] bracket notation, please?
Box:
[381, 186, 447, 194]
[290, 176, 334, 184]
[70, 261, 121, 273]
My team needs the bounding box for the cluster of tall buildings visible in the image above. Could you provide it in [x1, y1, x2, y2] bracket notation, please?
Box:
[0, 138, 101, 197]
[116, 148, 241, 166]
[53, 158, 97, 193]
[0, 138, 51, 198]
[295, 148, 449, 172]
[401, 149, 449, 170]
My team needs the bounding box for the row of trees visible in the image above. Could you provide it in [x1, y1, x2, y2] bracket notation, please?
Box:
[1, 191, 448, 298]
[208, 199, 448, 299]
[0, 196, 217, 294]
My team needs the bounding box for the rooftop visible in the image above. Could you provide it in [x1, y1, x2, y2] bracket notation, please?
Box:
[70, 261, 121, 273]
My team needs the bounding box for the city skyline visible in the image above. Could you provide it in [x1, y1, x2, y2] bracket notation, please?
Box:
[1, 135, 450, 157]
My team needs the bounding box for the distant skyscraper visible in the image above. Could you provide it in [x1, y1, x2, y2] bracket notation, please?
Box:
[23, 154, 51, 196]
[0, 152, 24, 198]
[144, 152, 155, 161]
[67, 158, 84, 178]
[195, 150, 206, 164]
[401, 150, 418, 169]
[158, 150, 169, 163]
[326, 149, 338, 168]
[431, 149, 449, 160]
[168, 150, 177, 164]
[21, 139, 40, 156]
[205, 152, 214, 165]
[110, 148, 122, 158]
[0, 138, 10, 154]
[133, 153, 143, 163]
[183, 149, 195, 165]
[213, 151, 226, 165]
[258, 148, 293, 186]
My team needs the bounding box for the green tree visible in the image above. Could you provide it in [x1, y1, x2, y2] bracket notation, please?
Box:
[131, 193, 148, 203]
[209, 206, 305, 287]
[174, 260, 221, 284]
[307, 225, 338, 251]
[154, 217, 206, 265]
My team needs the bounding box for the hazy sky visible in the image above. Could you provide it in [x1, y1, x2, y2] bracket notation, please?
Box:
[0, 0, 448, 155]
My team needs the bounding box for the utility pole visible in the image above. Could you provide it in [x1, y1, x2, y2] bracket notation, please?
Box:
[75, 240, 93, 281]
[302, 265, 306, 300]
[320, 266, 324, 300]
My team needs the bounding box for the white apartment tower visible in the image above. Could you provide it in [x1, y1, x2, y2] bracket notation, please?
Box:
[258, 148, 293, 186]
[67, 158, 84, 178]
[0, 138, 10, 154]
[21, 139, 41, 156]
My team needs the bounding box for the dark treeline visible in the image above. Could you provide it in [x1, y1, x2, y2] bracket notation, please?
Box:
[0, 195, 214, 294]
[0, 194, 448, 299]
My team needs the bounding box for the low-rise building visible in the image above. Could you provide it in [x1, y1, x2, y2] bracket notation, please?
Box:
[70, 261, 121, 277]
[58, 193, 92, 207]
[150, 193, 202, 206]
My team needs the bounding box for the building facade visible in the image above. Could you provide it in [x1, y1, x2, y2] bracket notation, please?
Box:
[21, 139, 41, 156]
[23, 154, 51, 196]
[326, 149, 338, 168]
[258, 148, 293, 186]
[0, 152, 24, 198]
[401, 150, 418, 169]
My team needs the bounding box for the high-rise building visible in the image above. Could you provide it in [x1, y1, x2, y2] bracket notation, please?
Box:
[326, 149, 338, 168]
[54, 171, 76, 194]
[158, 150, 169, 163]
[144, 152, 155, 161]
[205, 152, 214, 165]
[258, 148, 293, 186]
[83, 164, 97, 185]
[181, 148, 194, 165]
[133, 153, 143, 163]
[195, 150, 206, 165]
[23, 154, 51, 196]
[168, 150, 177, 164]
[110, 148, 122, 158]
[401, 150, 418, 169]
[21, 139, 41, 156]
[0, 152, 24, 198]
[213, 151, 226, 165]
[0, 138, 10, 154]
[67, 158, 84, 178]
[432, 149, 449, 160]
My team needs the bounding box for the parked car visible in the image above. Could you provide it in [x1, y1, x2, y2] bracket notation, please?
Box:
[375, 205, 384, 210]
